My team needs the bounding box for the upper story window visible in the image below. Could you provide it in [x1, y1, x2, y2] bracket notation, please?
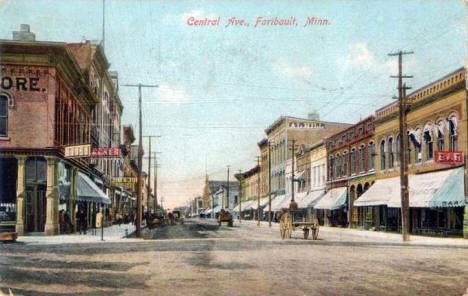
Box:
[410, 132, 422, 163]
[359, 146, 365, 172]
[368, 142, 375, 171]
[335, 155, 341, 178]
[380, 140, 386, 170]
[424, 130, 433, 161]
[396, 135, 401, 166]
[436, 123, 445, 151]
[342, 152, 348, 177]
[388, 138, 394, 169]
[0, 95, 8, 137]
[350, 149, 356, 174]
[449, 118, 458, 151]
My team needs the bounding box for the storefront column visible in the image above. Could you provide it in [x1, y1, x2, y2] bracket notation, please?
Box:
[70, 168, 77, 233]
[44, 157, 59, 235]
[463, 206, 468, 239]
[15, 156, 27, 235]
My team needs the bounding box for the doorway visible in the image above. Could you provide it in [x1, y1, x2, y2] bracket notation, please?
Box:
[25, 157, 47, 233]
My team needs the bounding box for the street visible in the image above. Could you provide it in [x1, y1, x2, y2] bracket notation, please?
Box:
[1, 219, 468, 296]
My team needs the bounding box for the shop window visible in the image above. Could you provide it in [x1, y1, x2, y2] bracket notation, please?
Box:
[368, 142, 375, 171]
[26, 157, 47, 183]
[0, 158, 17, 222]
[388, 138, 394, 169]
[380, 140, 386, 170]
[0, 95, 8, 137]
[351, 149, 356, 174]
[424, 131, 433, 161]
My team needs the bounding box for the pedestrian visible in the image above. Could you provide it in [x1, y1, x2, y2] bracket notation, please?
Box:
[77, 208, 87, 235]
[91, 208, 97, 235]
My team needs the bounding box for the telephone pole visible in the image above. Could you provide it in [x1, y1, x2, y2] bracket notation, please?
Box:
[238, 169, 242, 223]
[256, 156, 261, 226]
[389, 50, 413, 242]
[143, 136, 161, 215]
[122, 83, 159, 238]
[290, 139, 298, 209]
[226, 165, 230, 209]
[268, 141, 272, 227]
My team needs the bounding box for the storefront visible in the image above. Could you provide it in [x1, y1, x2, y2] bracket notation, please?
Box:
[314, 187, 347, 227]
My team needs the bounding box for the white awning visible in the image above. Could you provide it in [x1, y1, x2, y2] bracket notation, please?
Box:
[271, 194, 292, 211]
[250, 197, 275, 210]
[355, 168, 460, 208]
[205, 208, 213, 214]
[314, 187, 347, 210]
[297, 190, 325, 209]
[233, 200, 255, 212]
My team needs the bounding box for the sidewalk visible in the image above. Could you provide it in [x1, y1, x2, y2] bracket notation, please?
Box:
[236, 219, 468, 246]
[16, 224, 139, 245]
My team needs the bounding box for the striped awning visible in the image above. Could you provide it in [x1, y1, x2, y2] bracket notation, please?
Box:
[314, 187, 347, 210]
[76, 172, 111, 205]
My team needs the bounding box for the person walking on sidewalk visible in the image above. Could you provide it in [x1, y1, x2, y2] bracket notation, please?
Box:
[77, 208, 87, 235]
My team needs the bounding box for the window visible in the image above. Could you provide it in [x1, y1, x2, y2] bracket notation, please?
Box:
[449, 119, 458, 151]
[380, 140, 386, 170]
[388, 138, 394, 169]
[410, 134, 421, 163]
[396, 135, 401, 165]
[0, 95, 8, 137]
[368, 142, 375, 171]
[359, 146, 365, 172]
[437, 129, 444, 151]
[424, 130, 433, 161]
[351, 149, 356, 174]
[335, 155, 341, 178]
[328, 157, 334, 180]
[342, 152, 348, 176]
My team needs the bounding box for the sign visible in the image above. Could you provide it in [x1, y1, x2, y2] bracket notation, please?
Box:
[435, 151, 464, 165]
[112, 177, 137, 192]
[91, 147, 121, 158]
[64, 144, 91, 158]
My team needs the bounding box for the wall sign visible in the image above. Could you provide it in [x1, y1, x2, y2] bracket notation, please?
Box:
[91, 147, 122, 158]
[435, 151, 464, 165]
[64, 144, 91, 158]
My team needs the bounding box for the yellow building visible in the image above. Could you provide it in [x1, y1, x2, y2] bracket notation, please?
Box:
[234, 165, 260, 220]
[356, 67, 467, 237]
[258, 139, 270, 198]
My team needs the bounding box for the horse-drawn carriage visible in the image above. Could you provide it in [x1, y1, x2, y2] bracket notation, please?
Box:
[217, 209, 233, 227]
[279, 209, 319, 240]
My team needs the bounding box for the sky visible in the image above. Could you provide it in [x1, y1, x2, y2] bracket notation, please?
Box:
[0, 0, 466, 209]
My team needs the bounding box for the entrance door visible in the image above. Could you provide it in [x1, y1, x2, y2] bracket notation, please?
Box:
[25, 184, 46, 232]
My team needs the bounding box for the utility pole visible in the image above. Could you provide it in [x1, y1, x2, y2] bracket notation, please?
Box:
[226, 165, 230, 209]
[290, 139, 298, 209]
[143, 136, 161, 215]
[389, 50, 413, 242]
[153, 153, 160, 212]
[268, 141, 272, 227]
[256, 156, 261, 226]
[238, 169, 242, 223]
[102, 0, 105, 51]
[122, 83, 159, 238]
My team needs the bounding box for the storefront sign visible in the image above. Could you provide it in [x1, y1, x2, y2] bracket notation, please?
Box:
[435, 151, 464, 165]
[64, 144, 91, 158]
[111, 177, 137, 192]
[0, 76, 46, 93]
[91, 147, 121, 158]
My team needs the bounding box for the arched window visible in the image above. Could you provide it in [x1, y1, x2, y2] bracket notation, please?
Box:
[410, 133, 422, 163]
[342, 152, 348, 176]
[0, 95, 8, 137]
[328, 156, 334, 180]
[396, 135, 401, 165]
[449, 119, 458, 151]
[368, 142, 375, 171]
[380, 140, 386, 170]
[359, 146, 365, 172]
[351, 148, 356, 174]
[436, 121, 445, 151]
[424, 130, 433, 161]
[335, 155, 341, 178]
[388, 138, 394, 169]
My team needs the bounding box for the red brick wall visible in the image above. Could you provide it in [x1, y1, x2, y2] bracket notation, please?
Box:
[0, 65, 56, 149]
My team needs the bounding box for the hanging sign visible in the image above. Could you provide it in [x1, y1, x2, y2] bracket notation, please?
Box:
[64, 144, 91, 158]
[91, 147, 121, 158]
[435, 151, 464, 165]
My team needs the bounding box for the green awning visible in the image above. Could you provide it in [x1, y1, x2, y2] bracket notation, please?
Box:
[76, 172, 111, 205]
[429, 167, 465, 208]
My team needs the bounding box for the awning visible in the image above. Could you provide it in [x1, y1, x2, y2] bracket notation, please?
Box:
[355, 168, 463, 208]
[250, 197, 275, 210]
[271, 194, 292, 211]
[297, 190, 325, 209]
[205, 208, 213, 214]
[429, 167, 465, 208]
[314, 187, 347, 210]
[213, 205, 222, 213]
[76, 172, 111, 205]
[233, 200, 253, 212]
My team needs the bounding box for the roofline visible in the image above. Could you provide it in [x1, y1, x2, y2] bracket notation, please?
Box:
[265, 115, 352, 134]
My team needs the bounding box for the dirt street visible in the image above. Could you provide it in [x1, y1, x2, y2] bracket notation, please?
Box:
[0, 219, 467, 296]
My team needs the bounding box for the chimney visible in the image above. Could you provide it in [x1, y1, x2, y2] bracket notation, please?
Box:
[308, 111, 320, 121]
[12, 24, 36, 41]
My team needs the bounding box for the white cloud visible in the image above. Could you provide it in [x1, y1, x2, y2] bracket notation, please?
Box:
[163, 9, 218, 26]
[156, 83, 191, 103]
[272, 60, 313, 82]
[337, 42, 376, 70]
